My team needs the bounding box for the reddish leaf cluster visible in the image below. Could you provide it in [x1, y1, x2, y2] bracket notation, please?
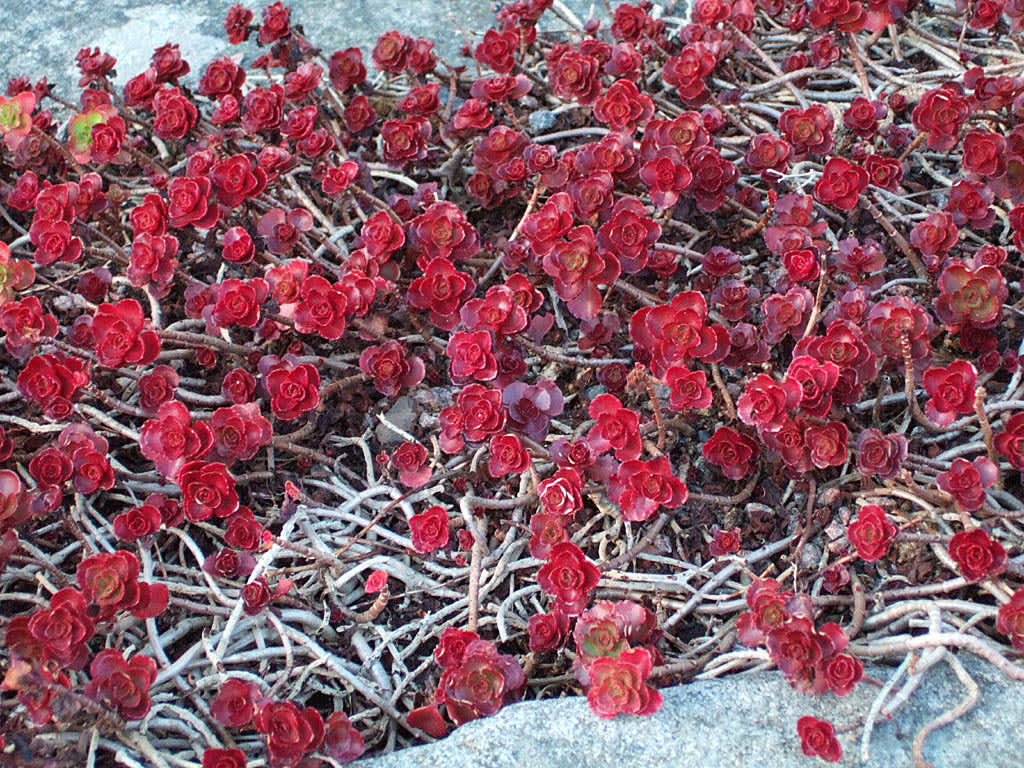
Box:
[2, 0, 1024, 763]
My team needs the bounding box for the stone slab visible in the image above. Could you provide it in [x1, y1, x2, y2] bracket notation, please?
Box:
[353, 656, 1022, 768]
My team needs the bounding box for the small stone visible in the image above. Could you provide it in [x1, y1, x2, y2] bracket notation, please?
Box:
[528, 109, 556, 133]
[375, 396, 417, 445]
[799, 541, 821, 569]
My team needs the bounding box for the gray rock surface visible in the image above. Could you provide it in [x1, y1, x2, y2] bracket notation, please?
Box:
[3, 0, 603, 97]
[354, 656, 1021, 768]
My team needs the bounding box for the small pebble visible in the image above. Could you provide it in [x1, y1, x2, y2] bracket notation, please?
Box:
[528, 109, 556, 133]
[799, 542, 822, 569]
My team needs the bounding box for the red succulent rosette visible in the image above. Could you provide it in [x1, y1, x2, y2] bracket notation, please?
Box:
[407, 257, 476, 332]
[474, 28, 519, 73]
[528, 512, 568, 559]
[520, 192, 573, 256]
[380, 116, 432, 167]
[737, 373, 802, 433]
[433, 627, 479, 670]
[824, 653, 864, 697]
[779, 104, 834, 159]
[996, 588, 1024, 651]
[528, 608, 570, 653]
[17, 352, 89, 419]
[210, 153, 265, 209]
[548, 49, 602, 105]
[438, 638, 525, 726]
[28, 447, 72, 490]
[703, 425, 761, 480]
[323, 711, 366, 762]
[537, 541, 601, 616]
[136, 365, 178, 413]
[934, 261, 1007, 332]
[139, 400, 214, 480]
[711, 278, 758, 323]
[948, 528, 1006, 581]
[391, 442, 432, 488]
[797, 716, 842, 762]
[766, 616, 849, 692]
[937, 456, 997, 512]
[912, 83, 971, 152]
[663, 43, 717, 105]
[223, 4, 253, 44]
[242, 578, 273, 615]
[586, 393, 643, 462]
[253, 700, 325, 767]
[372, 30, 410, 73]
[177, 460, 239, 522]
[24, 587, 94, 670]
[536, 467, 582, 518]
[77, 550, 168, 620]
[542, 224, 620, 321]
[503, 379, 564, 441]
[209, 402, 272, 465]
[593, 79, 654, 131]
[201, 749, 246, 768]
[909, 211, 959, 268]
[586, 647, 662, 718]
[112, 504, 162, 542]
[210, 678, 260, 728]
[814, 157, 869, 211]
[198, 57, 245, 100]
[629, 291, 728, 377]
[664, 366, 713, 411]
[84, 649, 158, 721]
[572, 599, 658, 675]
[470, 75, 531, 104]
[446, 330, 498, 385]
[257, 207, 313, 256]
[865, 295, 935, 365]
[961, 129, 1006, 177]
[846, 504, 897, 562]
[461, 285, 528, 336]
[994, 412, 1024, 470]
[804, 420, 849, 469]
[488, 433, 531, 478]
[0, 91, 37, 151]
[737, 578, 793, 647]
[785, 356, 840, 418]
[855, 429, 907, 479]
[607, 456, 687, 522]
[762, 286, 814, 345]
[241, 85, 284, 133]
[409, 505, 449, 553]
[639, 146, 693, 210]
[329, 47, 365, 91]
[264, 361, 321, 421]
[865, 153, 904, 191]
[359, 340, 425, 397]
[922, 360, 977, 426]
[596, 196, 661, 274]
[842, 97, 886, 137]
[167, 175, 218, 230]
[206, 277, 269, 331]
[0, 296, 58, 358]
[91, 299, 161, 367]
[438, 383, 505, 454]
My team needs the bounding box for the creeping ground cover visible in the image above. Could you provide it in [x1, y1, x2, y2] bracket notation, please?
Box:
[1, 0, 1024, 765]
